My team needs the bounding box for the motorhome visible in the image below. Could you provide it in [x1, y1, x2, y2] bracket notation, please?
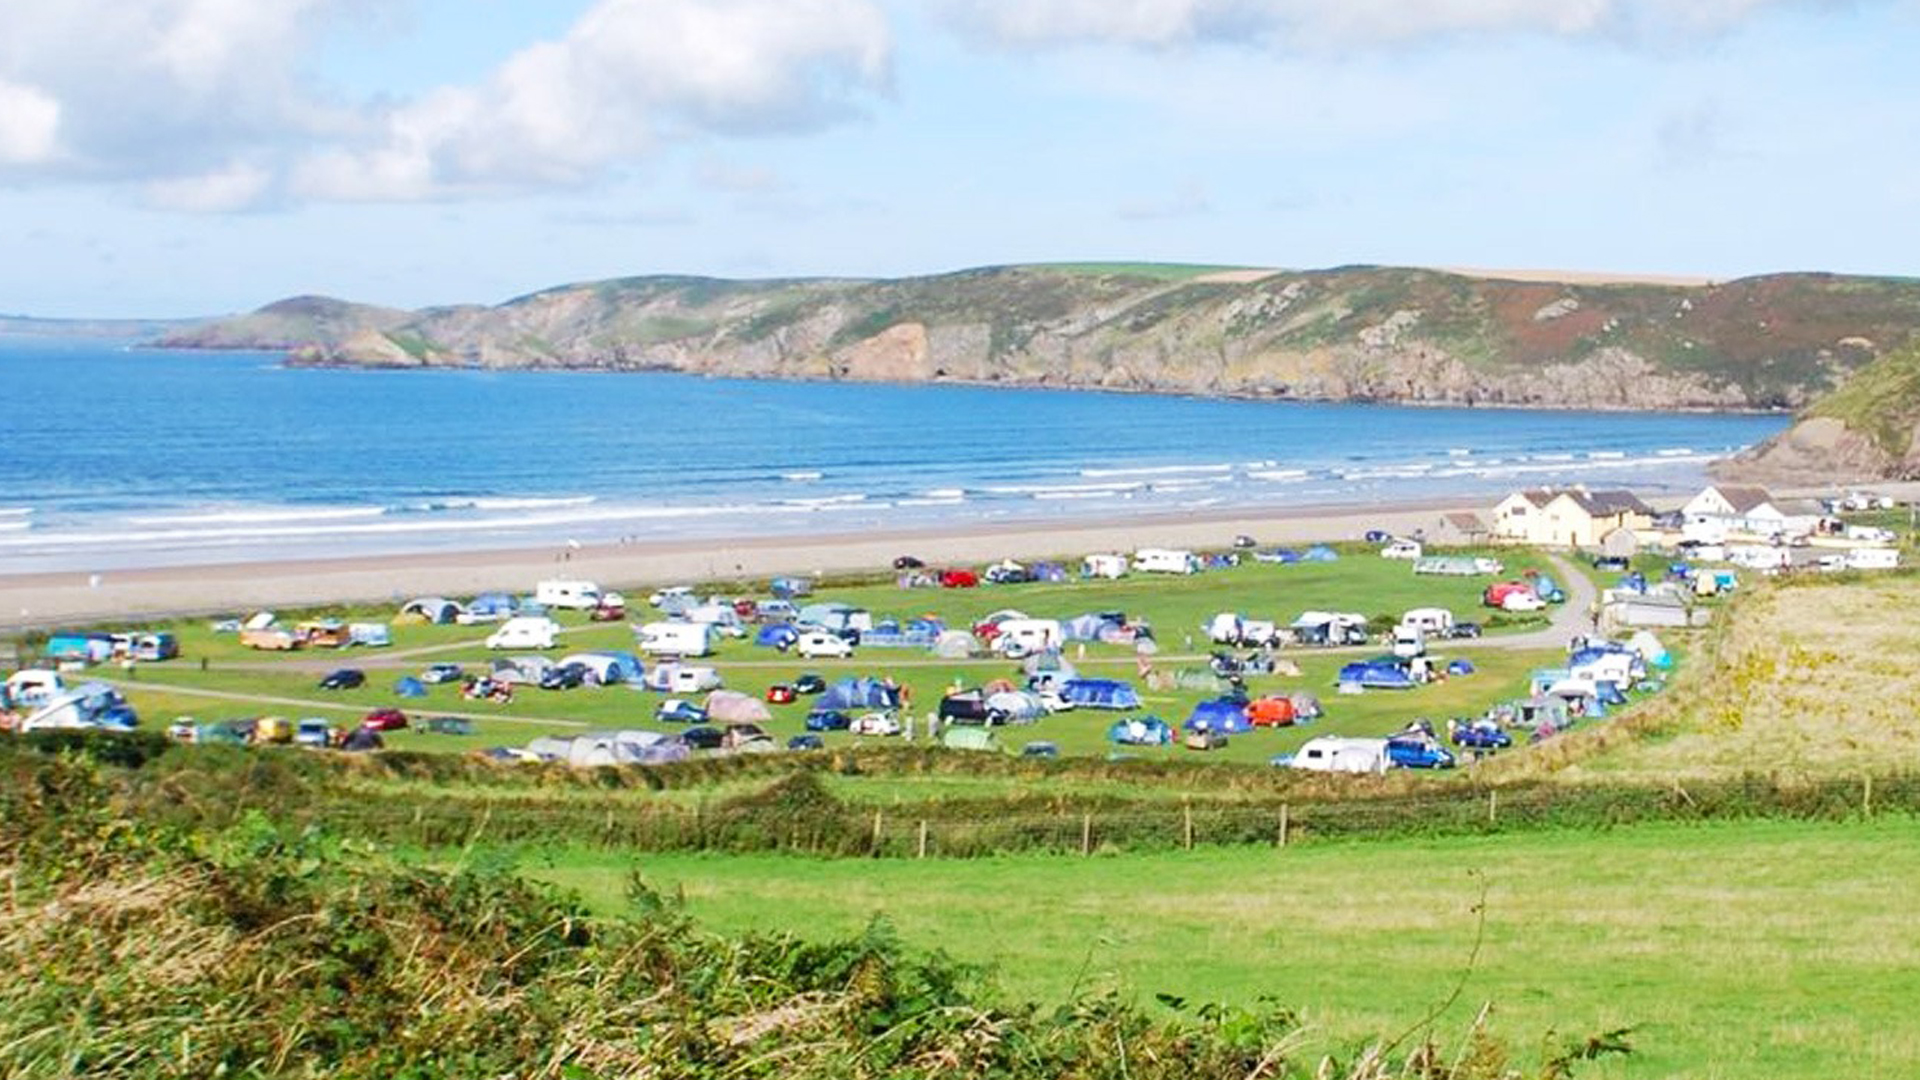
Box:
[536, 579, 602, 610]
[485, 616, 562, 650]
[634, 621, 716, 657]
[1081, 553, 1129, 579]
[1390, 626, 1426, 659]
[1847, 546, 1900, 570]
[643, 662, 722, 694]
[992, 618, 1064, 657]
[1380, 538, 1424, 560]
[1132, 548, 1201, 575]
[1398, 608, 1455, 636]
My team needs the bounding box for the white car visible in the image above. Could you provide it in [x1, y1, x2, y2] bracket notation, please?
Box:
[648, 585, 694, 608]
[849, 712, 901, 736]
[794, 630, 854, 659]
[1380, 539, 1424, 560]
[1500, 591, 1546, 612]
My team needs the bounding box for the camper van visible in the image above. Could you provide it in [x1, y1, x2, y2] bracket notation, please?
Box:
[536, 579, 602, 610]
[1390, 626, 1426, 659]
[1133, 548, 1201, 575]
[992, 618, 1064, 657]
[1380, 539, 1424, 560]
[485, 616, 562, 650]
[635, 621, 716, 657]
[1847, 546, 1900, 570]
[1081, 553, 1128, 579]
[4, 669, 64, 708]
[1287, 736, 1390, 774]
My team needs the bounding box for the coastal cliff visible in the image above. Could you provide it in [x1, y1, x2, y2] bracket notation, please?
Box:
[160, 264, 1920, 412]
[1715, 338, 1920, 483]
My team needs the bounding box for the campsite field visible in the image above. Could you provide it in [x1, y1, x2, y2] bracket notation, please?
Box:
[518, 815, 1920, 1080]
[101, 544, 1580, 765]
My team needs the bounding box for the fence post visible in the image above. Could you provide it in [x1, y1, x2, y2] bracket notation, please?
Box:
[1081, 812, 1093, 856]
[1278, 803, 1290, 848]
[1864, 774, 1874, 819]
[1183, 799, 1194, 851]
[917, 819, 929, 859]
[1488, 790, 1498, 827]
[871, 809, 883, 854]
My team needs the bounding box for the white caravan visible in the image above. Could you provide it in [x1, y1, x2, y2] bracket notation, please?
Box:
[535, 579, 602, 610]
[634, 621, 716, 657]
[1288, 736, 1390, 774]
[485, 616, 561, 650]
[1133, 548, 1201, 575]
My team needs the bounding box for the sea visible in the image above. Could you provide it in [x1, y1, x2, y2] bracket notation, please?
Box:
[0, 337, 1791, 573]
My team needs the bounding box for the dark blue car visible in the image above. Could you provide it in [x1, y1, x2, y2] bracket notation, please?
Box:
[1386, 736, 1457, 769]
[804, 708, 852, 731]
[1450, 722, 1513, 750]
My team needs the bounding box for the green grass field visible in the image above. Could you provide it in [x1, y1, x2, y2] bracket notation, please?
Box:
[516, 816, 1920, 1080]
[101, 545, 1575, 765]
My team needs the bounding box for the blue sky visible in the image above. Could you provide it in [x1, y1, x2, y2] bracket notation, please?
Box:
[0, 0, 1914, 316]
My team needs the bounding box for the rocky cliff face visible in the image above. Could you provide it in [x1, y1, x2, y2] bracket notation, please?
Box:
[1714, 338, 1920, 483]
[161, 265, 1920, 413]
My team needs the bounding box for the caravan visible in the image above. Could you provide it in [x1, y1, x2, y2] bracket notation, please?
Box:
[992, 618, 1064, 657]
[1133, 548, 1201, 575]
[1287, 736, 1390, 774]
[536, 579, 602, 610]
[485, 616, 561, 650]
[1081, 553, 1129, 579]
[635, 621, 716, 657]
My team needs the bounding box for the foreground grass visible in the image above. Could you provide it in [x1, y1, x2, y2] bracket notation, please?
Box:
[519, 816, 1920, 1080]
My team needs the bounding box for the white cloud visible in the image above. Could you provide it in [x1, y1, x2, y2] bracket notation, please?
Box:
[142, 161, 274, 212]
[295, 0, 892, 202]
[937, 0, 1834, 49]
[0, 0, 890, 206]
[0, 79, 61, 164]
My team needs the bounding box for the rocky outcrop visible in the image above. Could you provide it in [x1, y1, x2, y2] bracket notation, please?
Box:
[1713, 417, 1898, 484]
[163, 265, 1920, 413]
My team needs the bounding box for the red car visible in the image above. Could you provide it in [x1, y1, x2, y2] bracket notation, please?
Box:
[939, 568, 979, 589]
[765, 683, 798, 704]
[360, 707, 409, 731]
[588, 601, 627, 621]
[732, 598, 759, 618]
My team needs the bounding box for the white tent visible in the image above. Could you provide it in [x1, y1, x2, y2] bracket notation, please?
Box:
[705, 690, 773, 723]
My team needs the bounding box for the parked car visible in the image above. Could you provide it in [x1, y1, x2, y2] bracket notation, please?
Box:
[793, 673, 828, 695]
[166, 717, 198, 743]
[538, 663, 589, 690]
[1447, 622, 1483, 640]
[423, 716, 475, 735]
[723, 723, 775, 751]
[1231, 534, 1257, 549]
[939, 568, 979, 588]
[794, 630, 854, 659]
[1591, 554, 1631, 571]
[893, 555, 926, 569]
[589, 593, 628, 621]
[656, 698, 708, 724]
[1450, 721, 1512, 749]
[294, 717, 336, 747]
[1363, 529, 1392, 543]
[787, 733, 825, 751]
[360, 707, 409, 731]
[649, 586, 694, 608]
[1386, 736, 1456, 769]
[1500, 591, 1546, 612]
[420, 662, 465, 684]
[804, 708, 852, 731]
[1021, 740, 1060, 759]
[317, 668, 365, 690]
[1184, 729, 1229, 751]
[678, 726, 725, 751]
[765, 683, 798, 704]
[849, 712, 902, 736]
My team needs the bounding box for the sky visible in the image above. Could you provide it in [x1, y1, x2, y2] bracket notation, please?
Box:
[0, 0, 1916, 316]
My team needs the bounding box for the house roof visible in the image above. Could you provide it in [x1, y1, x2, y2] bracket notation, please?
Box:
[1708, 485, 1776, 513]
[1440, 511, 1488, 531]
[1510, 488, 1650, 517]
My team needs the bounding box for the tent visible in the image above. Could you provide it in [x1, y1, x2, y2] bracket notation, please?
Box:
[1185, 698, 1253, 734]
[1107, 715, 1174, 745]
[398, 597, 462, 624]
[1628, 630, 1671, 668]
[560, 650, 644, 686]
[931, 630, 975, 659]
[1246, 696, 1295, 727]
[1337, 660, 1417, 690]
[1304, 544, 1339, 562]
[770, 576, 814, 599]
[819, 677, 901, 711]
[525, 736, 575, 761]
[1060, 613, 1115, 642]
[349, 623, 392, 647]
[1030, 561, 1069, 582]
[985, 690, 1047, 723]
[1022, 652, 1078, 682]
[941, 726, 1002, 752]
[468, 592, 519, 619]
[393, 676, 427, 698]
[705, 690, 773, 723]
[1446, 659, 1475, 677]
[1059, 678, 1142, 710]
[756, 623, 800, 649]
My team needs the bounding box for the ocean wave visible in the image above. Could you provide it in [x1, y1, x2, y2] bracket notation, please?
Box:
[982, 481, 1143, 495]
[896, 496, 965, 507]
[921, 488, 966, 499]
[1586, 451, 1626, 460]
[782, 471, 823, 481]
[129, 506, 388, 526]
[0, 521, 28, 532]
[1079, 463, 1233, 478]
[1247, 469, 1311, 482]
[780, 495, 868, 508]
[1656, 448, 1695, 457]
[0, 507, 31, 517]
[394, 495, 597, 514]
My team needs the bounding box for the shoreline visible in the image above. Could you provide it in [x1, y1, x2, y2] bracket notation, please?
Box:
[0, 496, 1484, 631]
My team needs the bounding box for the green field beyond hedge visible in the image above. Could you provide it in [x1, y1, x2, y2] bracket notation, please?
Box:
[525, 816, 1920, 1080]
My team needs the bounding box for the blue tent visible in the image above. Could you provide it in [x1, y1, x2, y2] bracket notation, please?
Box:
[1304, 544, 1339, 562]
[770, 576, 814, 599]
[1337, 661, 1417, 690]
[1107, 715, 1174, 745]
[1446, 658, 1476, 677]
[586, 650, 646, 685]
[756, 623, 799, 649]
[1059, 678, 1143, 710]
[1061, 613, 1119, 641]
[1031, 561, 1069, 582]
[469, 592, 518, 617]
[1184, 698, 1252, 734]
[820, 677, 902, 711]
[394, 676, 427, 698]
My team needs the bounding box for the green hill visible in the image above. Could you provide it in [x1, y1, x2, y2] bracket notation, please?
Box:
[1715, 337, 1920, 481]
[161, 264, 1920, 411]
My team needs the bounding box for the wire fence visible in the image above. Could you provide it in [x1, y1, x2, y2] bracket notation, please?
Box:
[256, 770, 1916, 859]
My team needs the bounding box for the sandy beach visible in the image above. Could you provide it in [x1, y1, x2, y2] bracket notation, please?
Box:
[0, 498, 1487, 630]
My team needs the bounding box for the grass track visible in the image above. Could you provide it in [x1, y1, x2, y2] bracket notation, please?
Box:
[520, 816, 1920, 1080]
